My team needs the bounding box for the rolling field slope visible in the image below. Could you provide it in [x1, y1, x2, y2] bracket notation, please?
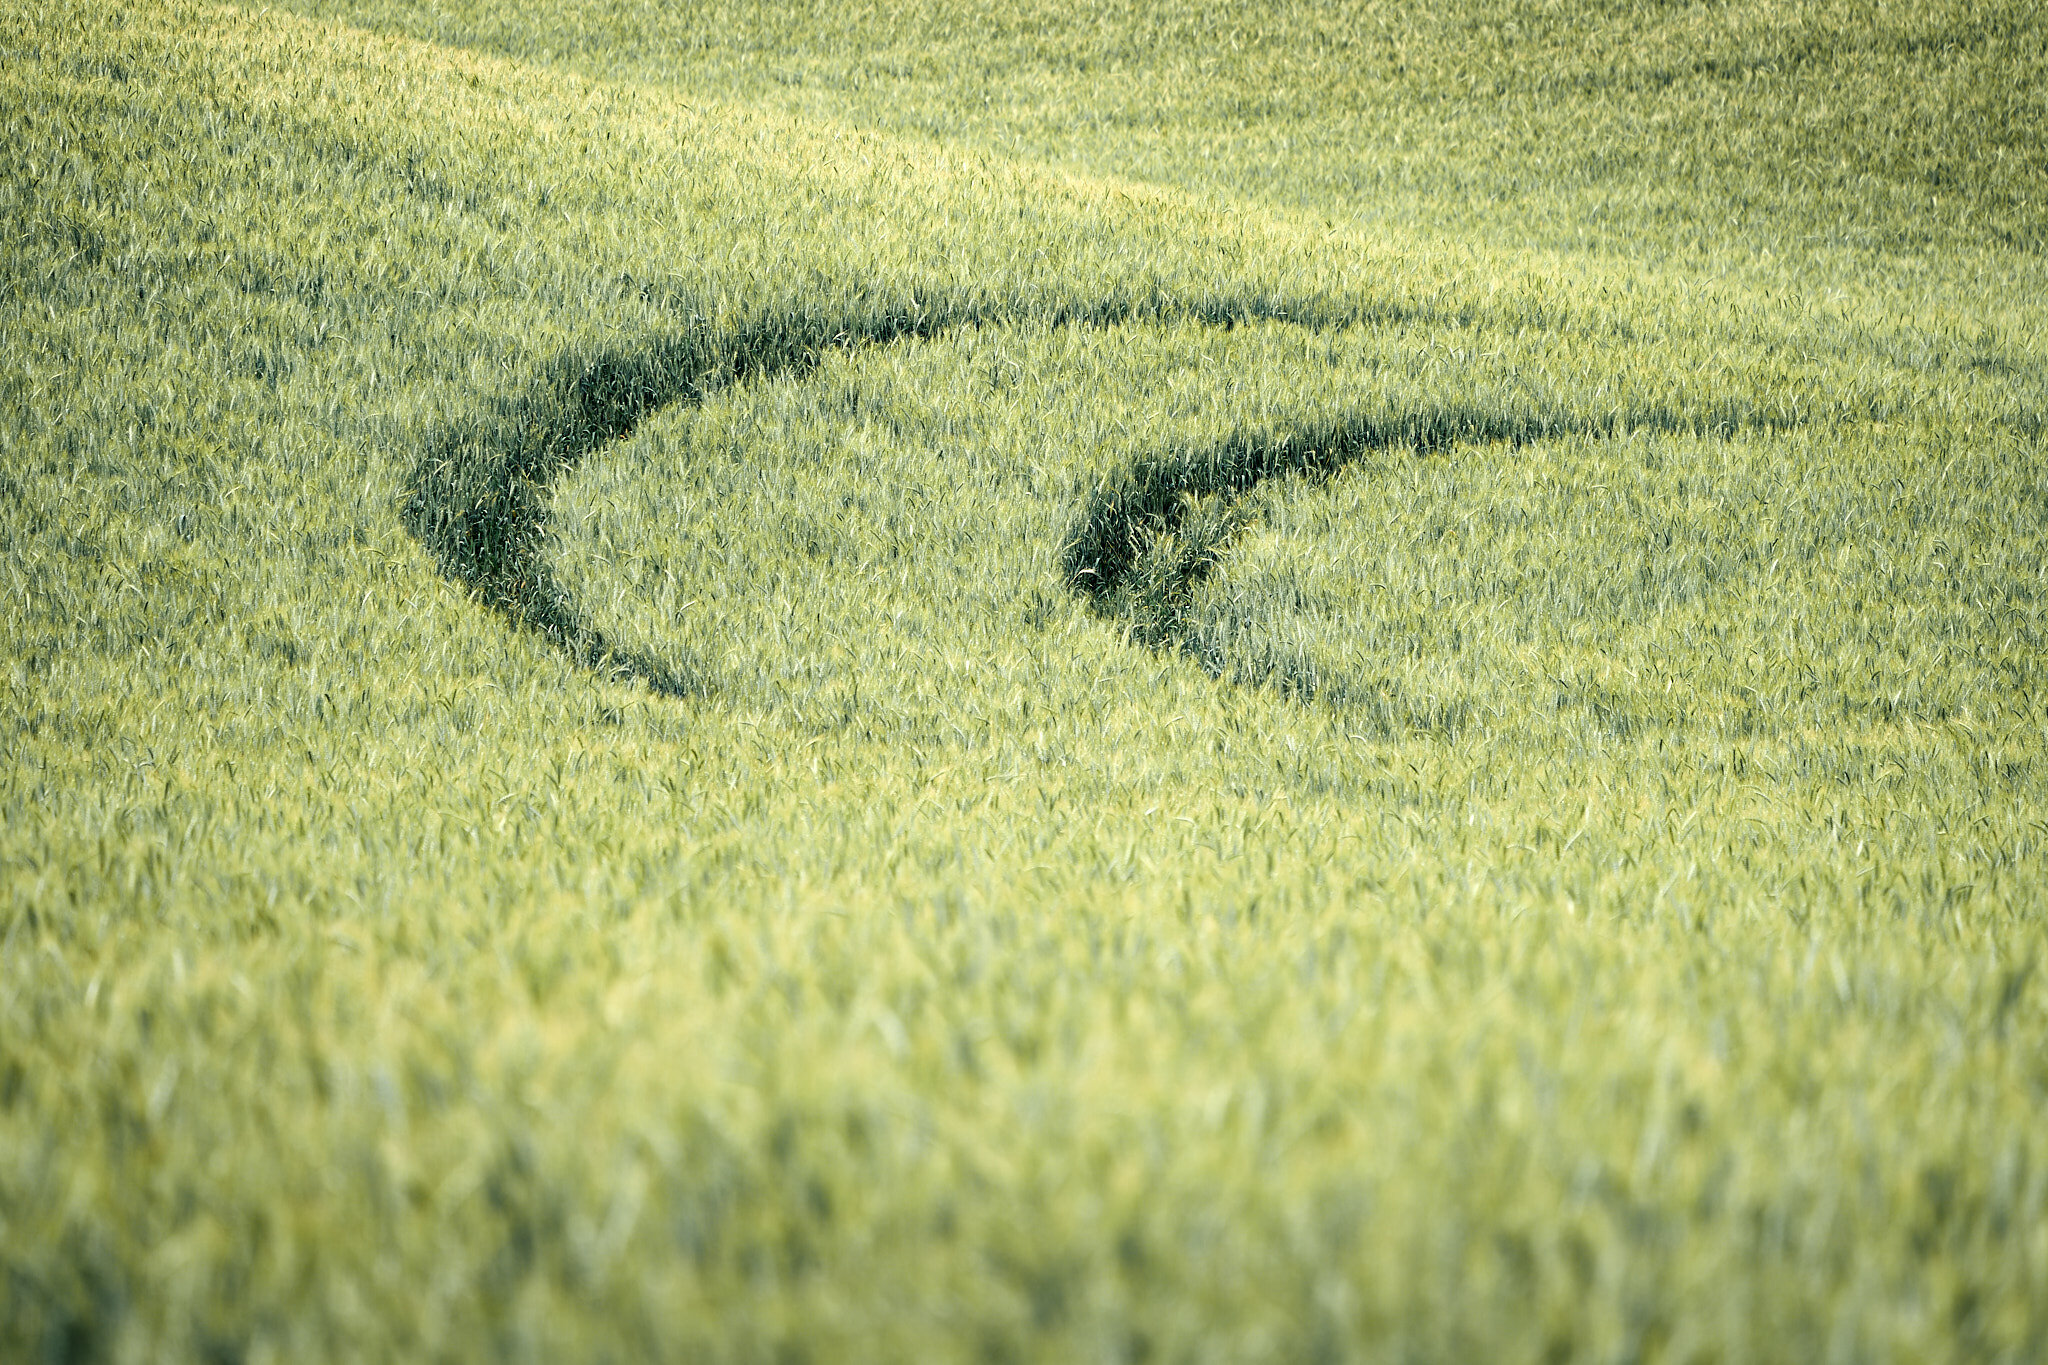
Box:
[4, 1, 2046, 1360]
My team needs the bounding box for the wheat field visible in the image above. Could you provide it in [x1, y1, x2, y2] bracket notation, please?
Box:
[3, 1, 2046, 1360]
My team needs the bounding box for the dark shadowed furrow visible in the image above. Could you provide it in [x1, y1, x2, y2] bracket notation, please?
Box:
[402, 303, 965, 697]
[1073, 403, 1777, 601]
[405, 287, 1783, 696]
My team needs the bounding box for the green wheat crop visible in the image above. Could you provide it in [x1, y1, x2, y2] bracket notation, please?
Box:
[3, 1, 2045, 1361]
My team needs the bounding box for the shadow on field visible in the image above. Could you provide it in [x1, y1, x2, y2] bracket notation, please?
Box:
[404, 288, 1780, 698]
[402, 305, 955, 698]
[1062, 399, 1772, 658]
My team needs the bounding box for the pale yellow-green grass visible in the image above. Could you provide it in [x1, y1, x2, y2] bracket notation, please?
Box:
[3, 0, 2045, 1361]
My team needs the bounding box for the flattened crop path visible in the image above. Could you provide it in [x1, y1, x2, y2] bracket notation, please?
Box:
[405, 290, 1780, 697]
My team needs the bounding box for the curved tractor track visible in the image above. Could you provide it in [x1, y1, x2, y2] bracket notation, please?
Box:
[404, 290, 1781, 698]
